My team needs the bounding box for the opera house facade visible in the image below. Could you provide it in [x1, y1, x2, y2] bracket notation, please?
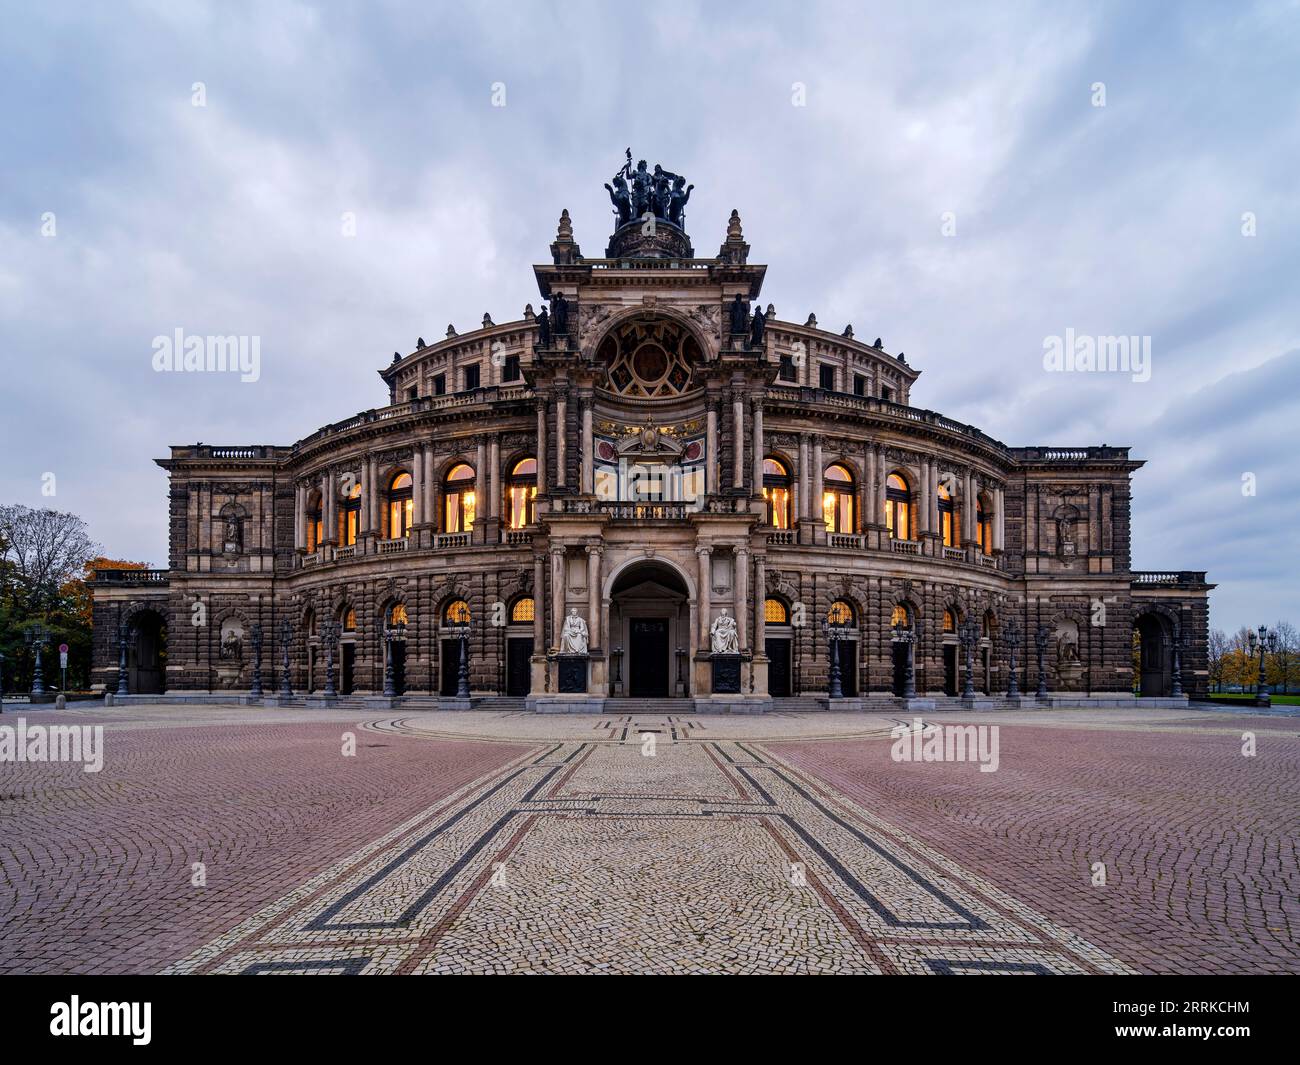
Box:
[91, 161, 1212, 709]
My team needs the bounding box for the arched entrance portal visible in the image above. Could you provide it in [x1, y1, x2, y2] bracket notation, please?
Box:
[127, 609, 167, 694]
[609, 561, 690, 697]
[1134, 612, 1173, 696]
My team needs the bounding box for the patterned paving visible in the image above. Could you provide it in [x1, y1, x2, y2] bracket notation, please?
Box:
[164, 718, 1131, 975]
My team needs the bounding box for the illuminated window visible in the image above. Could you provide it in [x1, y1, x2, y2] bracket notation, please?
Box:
[891, 604, 912, 629]
[764, 598, 789, 624]
[977, 497, 992, 555]
[510, 597, 534, 623]
[338, 479, 361, 547]
[763, 457, 792, 529]
[342, 606, 357, 632]
[444, 599, 471, 624]
[827, 600, 854, 625]
[823, 464, 854, 533]
[885, 473, 912, 540]
[943, 608, 956, 633]
[389, 603, 409, 626]
[387, 472, 414, 539]
[506, 458, 537, 529]
[938, 482, 957, 547]
[443, 464, 476, 533]
[306, 491, 323, 553]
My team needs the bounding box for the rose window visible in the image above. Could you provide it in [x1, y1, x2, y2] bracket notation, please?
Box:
[599, 318, 699, 397]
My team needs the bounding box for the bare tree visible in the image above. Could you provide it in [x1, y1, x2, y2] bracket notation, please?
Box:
[1272, 620, 1298, 695]
[0, 504, 102, 611]
[1207, 628, 1229, 693]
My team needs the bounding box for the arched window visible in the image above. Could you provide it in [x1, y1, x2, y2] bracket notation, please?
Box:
[764, 598, 789, 624]
[506, 458, 537, 530]
[444, 599, 471, 625]
[306, 491, 323, 553]
[388, 603, 409, 627]
[891, 603, 912, 629]
[443, 464, 476, 533]
[823, 464, 855, 533]
[303, 608, 316, 637]
[937, 482, 958, 547]
[982, 611, 995, 638]
[341, 606, 357, 632]
[885, 473, 913, 540]
[337, 479, 361, 547]
[763, 458, 792, 529]
[387, 472, 414, 539]
[510, 597, 534, 623]
[943, 608, 957, 634]
[827, 600, 855, 625]
[977, 496, 992, 555]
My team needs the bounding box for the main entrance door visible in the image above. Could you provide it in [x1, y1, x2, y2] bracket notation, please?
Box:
[506, 637, 533, 696]
[628, 618, 669, 697]
[766, 637, 791, 697]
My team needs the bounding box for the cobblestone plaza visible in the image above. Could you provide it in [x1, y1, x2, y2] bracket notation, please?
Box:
[2, 702, 1294, 975]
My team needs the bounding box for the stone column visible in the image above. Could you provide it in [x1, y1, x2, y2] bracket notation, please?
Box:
[918, 459, 931, 535]
[488, 435, 500, 518]
[799, 435, 811, 520]
[412, 447, 424, 526]
[556, 390, 568, 488]
[322, 472, 335, 545]
[366, 455, 378, 533]
[964, 470, 975, 545]
[734, 546, 749, 651]
[293, 484, 304, 550]
[586, 545, 601, 648]
[706, 403, 718, 494]
[754, 554, 767, 650]
[873, 446, 884, 525]
[751, 399, 764, 493]
[536, 399, 548, 494]
[550, 545, 565, 650]
[581, 397, 594, 495]
[423, 443, 435, 525]
[995, 486, 1005, 551]
[812, 437, 824, 527]
[533, 554, 546, 648]
[696, 546, 712, 647]
[862, 449, 874, 528]
[732, 393, 745, 488]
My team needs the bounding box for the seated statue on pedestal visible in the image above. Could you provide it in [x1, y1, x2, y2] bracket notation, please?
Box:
[710, 609, 739, 655]
[560, 608, 589, 655]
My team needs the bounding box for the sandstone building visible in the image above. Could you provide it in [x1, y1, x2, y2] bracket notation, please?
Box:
[91, 165, 1213, 708]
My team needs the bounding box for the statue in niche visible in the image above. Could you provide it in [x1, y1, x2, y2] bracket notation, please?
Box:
[220, 623, 243, 660]
[710, 609, 740, 655]
[729, 294, 748, 335]
[551, 292, 569, 336]
[222, 512, 242, 555]
[560, 608, 589, 655]
[749, 304, 766, 349]
[536, 306, 551, 349]
[1055, 507, 1079, 559]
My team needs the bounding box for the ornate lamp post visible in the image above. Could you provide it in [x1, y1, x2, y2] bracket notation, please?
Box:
[1034, 623, 1050, 699]
[958, 617, 979, 699]
[1170, 628, 1185, 699]
[1247, 626, 1278, 708]
[821, 615, 847, 698]
[249, 623, 264, 698]
[892, 618, 918, 700]
[382, 620, 406, 697]
[26, 625, 48, 697]
[321, 620, 339, 698]
[0, 650, 6, 713]
[1004, 620, 1021, 697]
[116, 624, 130, 697]
[279, 618, 294, 698]
[445, 621, 471, 699]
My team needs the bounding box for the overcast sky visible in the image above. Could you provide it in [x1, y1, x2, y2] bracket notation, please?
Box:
[2, 0, 1297, 635]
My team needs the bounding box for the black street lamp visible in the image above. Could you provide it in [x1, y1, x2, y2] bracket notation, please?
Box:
[457, 626, 470, 698]
[0, 650, 6, 713]
[249, 623, 264, 698]
[958, 617, 979, 699]
[1170, 628, 1185, 698]
[892, 618, 919, 700]
[382, 620, 406, 698]
[1034, 623, 1050, 698]
[116, 625, 130, 697]
[1004, 620, 1021, 697]
[279, 618, 294, 698]
[821, 615, 847, 698]
[26, 625, 48, 697]
[1247, 626, 1278, 708]
[321, 620, 339, 698]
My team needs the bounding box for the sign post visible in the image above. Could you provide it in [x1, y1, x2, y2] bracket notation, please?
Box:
[59, 643, 69, 693]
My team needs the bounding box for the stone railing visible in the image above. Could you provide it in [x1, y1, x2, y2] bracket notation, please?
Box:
[505, 530, 534, 545]
[890, 539, 921, 555]
[301, 552, 321, 567]
[436, 533, 471, 549]
[334, 544, 356, 561]
[599, 502, 691, 521]
[980, 554, 998, 567]
[1132, 571, 1208, 586]
[93, 568, 170, 584]
[943, 546, 965, 561]
[766, 530, 795, 546]
[1010, 445, 1133, 463]
[196, 445, 272, 460]
[377, 537, 409, 555]
[829, 533, 863, 549]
